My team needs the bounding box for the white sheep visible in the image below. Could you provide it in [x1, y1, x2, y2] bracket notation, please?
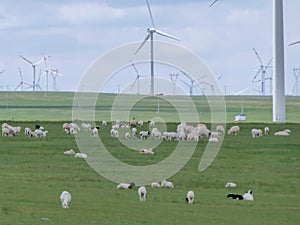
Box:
[110, 128, 119, 139]
[92, 127, 99, 137]
[243, 190, 254, 201]
[102, 120, 107, 127]
[208, 136, 221, 142]
[151, 182, 161, 188]
[132, 127, 137, 136]
[125, 132, 131, 140]
[60, 191, 71, 209]
[138, 186, 147, 202]
[117, 182, 135, 189]
[75, 153, 87, 158]
[227, 125, 240, 135]
[64, 149, 75, 155]
[264, 126, 270, 135]
[151, 127, 161, 140]
[186, 191, 195, 204]
[251, 129, 263, 138]
[149, 120, 155, 128]
[161, 180, 174, 188]
[140, 131, 150, 140]
[24, 127, 32, 137]
[138, 120, 144, 127]
[274, 131, 289, 136]
[139, 148, 154, 155]
[216, 125, 225, 134]
[81, 123, 91, 131]
[33, 129, 48, 137]
[225, 182, 237, 188]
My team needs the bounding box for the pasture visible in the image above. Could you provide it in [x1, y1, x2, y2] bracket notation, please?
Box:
[0, 121, 300, 225]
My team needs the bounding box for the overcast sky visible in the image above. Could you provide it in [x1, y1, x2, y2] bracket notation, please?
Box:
[0, 0, 300, 95]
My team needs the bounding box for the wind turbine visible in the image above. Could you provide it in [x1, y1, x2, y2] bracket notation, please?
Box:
[179, 78, 198, 96]
[210, 0, 286, 122]
[50, 69, 62, 91]
[292, 68, 300, 96]
[200, 74, 223, 96]
[169, 73, 179, 95]
[19, 54, 49, 91]
[252, 48, 272, 96]
[15, 68, 32, 91]
[135, 0, 180, 96]
[129, 61, 144, 95]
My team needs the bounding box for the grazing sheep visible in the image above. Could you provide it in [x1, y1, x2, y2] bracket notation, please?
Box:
[227, 193, 243, 200]
[130, 118, 136, 127]
[186, 191, 195, 204]
[225, 182, 237, 188]
[131, 127, 137, 136]
[149, 120, 155, 128]
[274, 131, 289, 136]
[264, 126, 270, 135]
[24, 127, 33, 137]
[60, 191, 71, 209]
[216, 125, 225, 134]
[251, 129, 263, 138]
[92, 127, 99, 137]
[64, 149, 75, 155]
[125, 132, 131, 140]
[138, 186, 147, 202]
[151, 182, 161, 188]
[151, 127, 161, 140]
[117, 182, 135, 189]
[75, 153, 87, 158]
[243, 190, 254, 201]
[102, 120, 107, 127]
[227, 125, 240, 135]
[187, 132, 199, 141]
[138, 120, 144, 127]
[140, 131, 150, 140]
[208, 136, 221, 142]
[161, 180, 174, 188]
[110, 128, 119, 139]
[139, 148, 154, 155]
[81, 123, 91, 131]
[33, 129, 48, 137]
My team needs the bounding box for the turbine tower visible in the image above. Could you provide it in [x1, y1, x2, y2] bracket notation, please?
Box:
[252, 48, 272, 96]
[169, 73, 179, 95]
[293, 68, 300, 96]
[135, 0, 180, 96]
[19, 54, 49, 91]
[129, 61, 144, 95]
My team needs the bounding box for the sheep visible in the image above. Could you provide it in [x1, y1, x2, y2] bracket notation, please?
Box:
[243, 190, 254, 201]
[91, 127, 99, 137]
[274, 131, 290, 136]
[110, 128, 119, 139]
[138, 186, 147, 202]
[64, 149, 75, 155]
[151, 182, 161, 188]
[264, 126, 270, 135]
[60, 191, 71, 209]
[216, 125, 225, 134]
[187, 132, 199, 141]
[151, 127, 161, 140]
[81, 123, 91, 131]
[138, 120, 144, 127]
[24, 127, 33, 137]
[140, 131, 150, 140]
[210, 131, 222, 138]
[149, 120, 155, 128]
[227, 125, 240, 135]
[251, 129, 263, 138]
[186, 191, 195, 204]
[75, 153, 87, 158]
[125, 132, 131, 140]
[102, 120, 107, 127]
[139, 148, 154, 155]
[132, 127, 137, 136]
[227, 193, 244, 200]
[33, 129, 48, 137]
[161, 180, 174, 188]
[130, 118, 136, 127]
[225, 182, 237, 188]
[117, 182, 135, 189]
[176, 131, 186, 141]
[208, 136, 221, 142]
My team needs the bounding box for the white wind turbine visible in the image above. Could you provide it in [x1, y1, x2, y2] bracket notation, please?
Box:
[129, 61, 144, 95]
[50, 69, 62, 91]
[210, 0, 286, 122]
[292, 68, 300, 96]
[19, 54, 49, 91]
[135, 0, 180, 96]
[15, 68, 32, 91]
[200, 74, 223, 96]
[169, 73, 179, 95]
[252, 48, 272, 96]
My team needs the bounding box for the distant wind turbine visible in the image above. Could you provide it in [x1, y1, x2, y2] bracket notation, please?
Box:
[129, 61, 145, 95]
[135, 0, 180, 96]
[19, 54, 49, 91]
[15, 68, 32, 91]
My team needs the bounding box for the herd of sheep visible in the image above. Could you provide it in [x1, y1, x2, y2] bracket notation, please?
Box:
[1, 119, 292, 208]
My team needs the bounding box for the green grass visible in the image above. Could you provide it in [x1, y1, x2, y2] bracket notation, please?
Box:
[0, 92, 300, 122]
[0, 121, 299, 224]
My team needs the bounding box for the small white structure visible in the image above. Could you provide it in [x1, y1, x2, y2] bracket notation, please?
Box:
[235, 113, 246, 121]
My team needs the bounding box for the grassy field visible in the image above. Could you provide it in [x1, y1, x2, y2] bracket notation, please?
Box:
[0, 91, 300, 122]
[0, 121, 299, 225]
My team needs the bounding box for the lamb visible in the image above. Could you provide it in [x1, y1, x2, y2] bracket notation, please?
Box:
[102, 120, 107, 127]
[161, 180, 174, 188]
[186, 191, 195, 204]
[251, 129, 263, 138]
[138, 186, 147, 202]
[151, 182, 161, 188]
[138, 120, 144, 127]
[227, 193, 243, 200]
[24, 127, 33, 137]
[208, 136, 221, 142]
[75, 153, 87, 158]
[140, 131, 150, 140]
[264, 126, 270, 135]
[216, 125, 225, 134]
[139, 148, 154, 155]
[187, 132, 199, 141]
[60, 191, 71, 208]
[125, 132, 131, 140]
[132, 127, 137, 136]
[117, 182, 135, 189]
[225, 182, 237, 188]
[274, 131, 289, 136]
[149, 120, 155, 128]
[130, 118, 136, 127]
[33, 129, 48, 137]
[64, 149, 75, 155]
[110, 128, 119, 139]
[151, 127, 161, 140]
[227, 125, 240, 135]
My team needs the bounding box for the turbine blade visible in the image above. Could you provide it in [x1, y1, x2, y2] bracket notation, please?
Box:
[19, 55, 33, 65]
[209, 0, 218, 7]
[0, 69, 5, 75]
[252, 48, 264, 65]
[34, 58, 45, 66]
[155, 29, 180, 41]
[252, 68, 262, 82]
[289, 40, 300, 46]
[266, 58, 273, 66]
[135, 34, 151, 54]
[146, 0, 155, 28]
[130, 60, 140, 76]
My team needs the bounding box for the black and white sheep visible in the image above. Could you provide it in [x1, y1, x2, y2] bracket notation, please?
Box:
[186, 191, 195, 204]
[60, 191, 71, 208]
[138, 186, 147, 202]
